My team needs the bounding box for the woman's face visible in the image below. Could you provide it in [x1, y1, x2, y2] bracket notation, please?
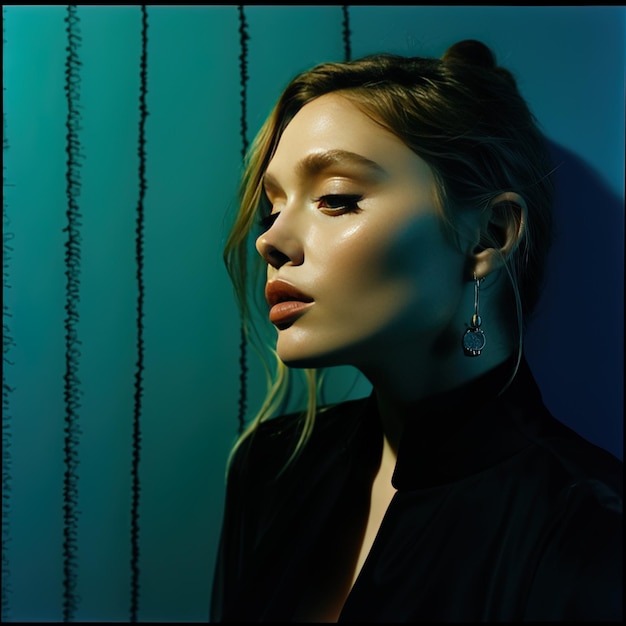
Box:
[256, 93, 474, 370]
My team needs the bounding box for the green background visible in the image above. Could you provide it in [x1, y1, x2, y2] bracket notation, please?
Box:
[3, 5, 624, 622]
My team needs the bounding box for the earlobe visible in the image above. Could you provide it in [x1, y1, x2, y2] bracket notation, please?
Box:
[471, 192, 527, 278]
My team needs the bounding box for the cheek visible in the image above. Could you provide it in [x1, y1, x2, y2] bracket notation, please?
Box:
[304, 231, 398, 336]
[388, 218, 467, 324]
[313, 214, 465, 326]
[385, 216, 464, 286]
[308, 222, 389, 293]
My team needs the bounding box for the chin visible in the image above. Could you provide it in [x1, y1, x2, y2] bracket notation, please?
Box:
[276, 337, 371, 370]
[278, 352, 333, 369]
[276, 342, 344, 369]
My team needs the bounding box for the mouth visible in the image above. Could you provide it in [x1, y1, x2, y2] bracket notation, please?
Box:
[265, 280, 314, 328]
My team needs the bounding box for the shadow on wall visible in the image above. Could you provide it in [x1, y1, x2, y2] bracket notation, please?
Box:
[525, 139, 624, 460]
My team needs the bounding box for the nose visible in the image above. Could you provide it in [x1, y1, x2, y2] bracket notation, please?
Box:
[255, 212, 304, 269]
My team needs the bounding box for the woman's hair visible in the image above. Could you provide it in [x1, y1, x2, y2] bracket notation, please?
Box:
[224, 39, 555, 472]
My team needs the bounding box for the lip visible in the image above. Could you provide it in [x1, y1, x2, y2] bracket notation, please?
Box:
[265, 280, 314, 328]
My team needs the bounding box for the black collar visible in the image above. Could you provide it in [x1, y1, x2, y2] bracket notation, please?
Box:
[362, 356, 546, 491]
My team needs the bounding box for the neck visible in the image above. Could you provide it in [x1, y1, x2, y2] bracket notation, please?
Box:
[360, 343, 514, 454]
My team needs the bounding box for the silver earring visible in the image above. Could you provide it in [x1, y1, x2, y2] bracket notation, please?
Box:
[462, 274, 486, 357]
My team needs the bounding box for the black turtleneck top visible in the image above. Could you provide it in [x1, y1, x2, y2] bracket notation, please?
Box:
[210, 357, 622, 622]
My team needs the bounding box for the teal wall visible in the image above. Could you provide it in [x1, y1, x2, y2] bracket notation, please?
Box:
[2, 5, 624, 622]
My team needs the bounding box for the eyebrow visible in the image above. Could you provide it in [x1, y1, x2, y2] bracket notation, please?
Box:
[263, 149, 388, 188]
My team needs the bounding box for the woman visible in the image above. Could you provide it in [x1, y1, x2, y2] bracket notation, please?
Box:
[211, 40, 622, 622]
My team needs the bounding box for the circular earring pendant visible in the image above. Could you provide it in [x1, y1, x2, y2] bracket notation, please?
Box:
[463, 327, 486, 357]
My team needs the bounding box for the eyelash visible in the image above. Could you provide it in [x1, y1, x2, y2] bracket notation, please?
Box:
[258, 212, 279, 231]
[315, 194, 363, 214]
[257, 194, 363, 231]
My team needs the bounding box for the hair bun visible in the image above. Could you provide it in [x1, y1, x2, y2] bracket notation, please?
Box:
[441, 39, 496, 69]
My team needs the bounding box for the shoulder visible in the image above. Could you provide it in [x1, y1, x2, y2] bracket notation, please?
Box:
[513, 402, 623, 528]
[520, 426, 623, 620]
[501, 370, 623, 619]
[524, 466, 623, 620]
[524, 412, 623, 501]
[501, 359, 622, 497]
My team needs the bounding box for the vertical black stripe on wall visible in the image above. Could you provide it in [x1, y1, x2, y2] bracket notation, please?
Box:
[2, 6, 15, 621]
[237, 4, 249, 436]
[130, 5, 148, 623]
[62, 4, 83, 622]
[342, 6, 352, 62]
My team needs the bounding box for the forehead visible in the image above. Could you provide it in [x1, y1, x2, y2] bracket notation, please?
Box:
[266, 93, 431, 183]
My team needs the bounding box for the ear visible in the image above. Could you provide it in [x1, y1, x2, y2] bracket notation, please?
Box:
[471, 191, 527, 278]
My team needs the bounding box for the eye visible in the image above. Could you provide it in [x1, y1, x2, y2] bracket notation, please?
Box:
[316, 194, 363, 214]
[257, 211, 280, 231]
[256, 190, 280, 232]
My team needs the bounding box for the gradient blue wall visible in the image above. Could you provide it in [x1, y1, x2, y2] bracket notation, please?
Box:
[2, 5, 624, 622]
